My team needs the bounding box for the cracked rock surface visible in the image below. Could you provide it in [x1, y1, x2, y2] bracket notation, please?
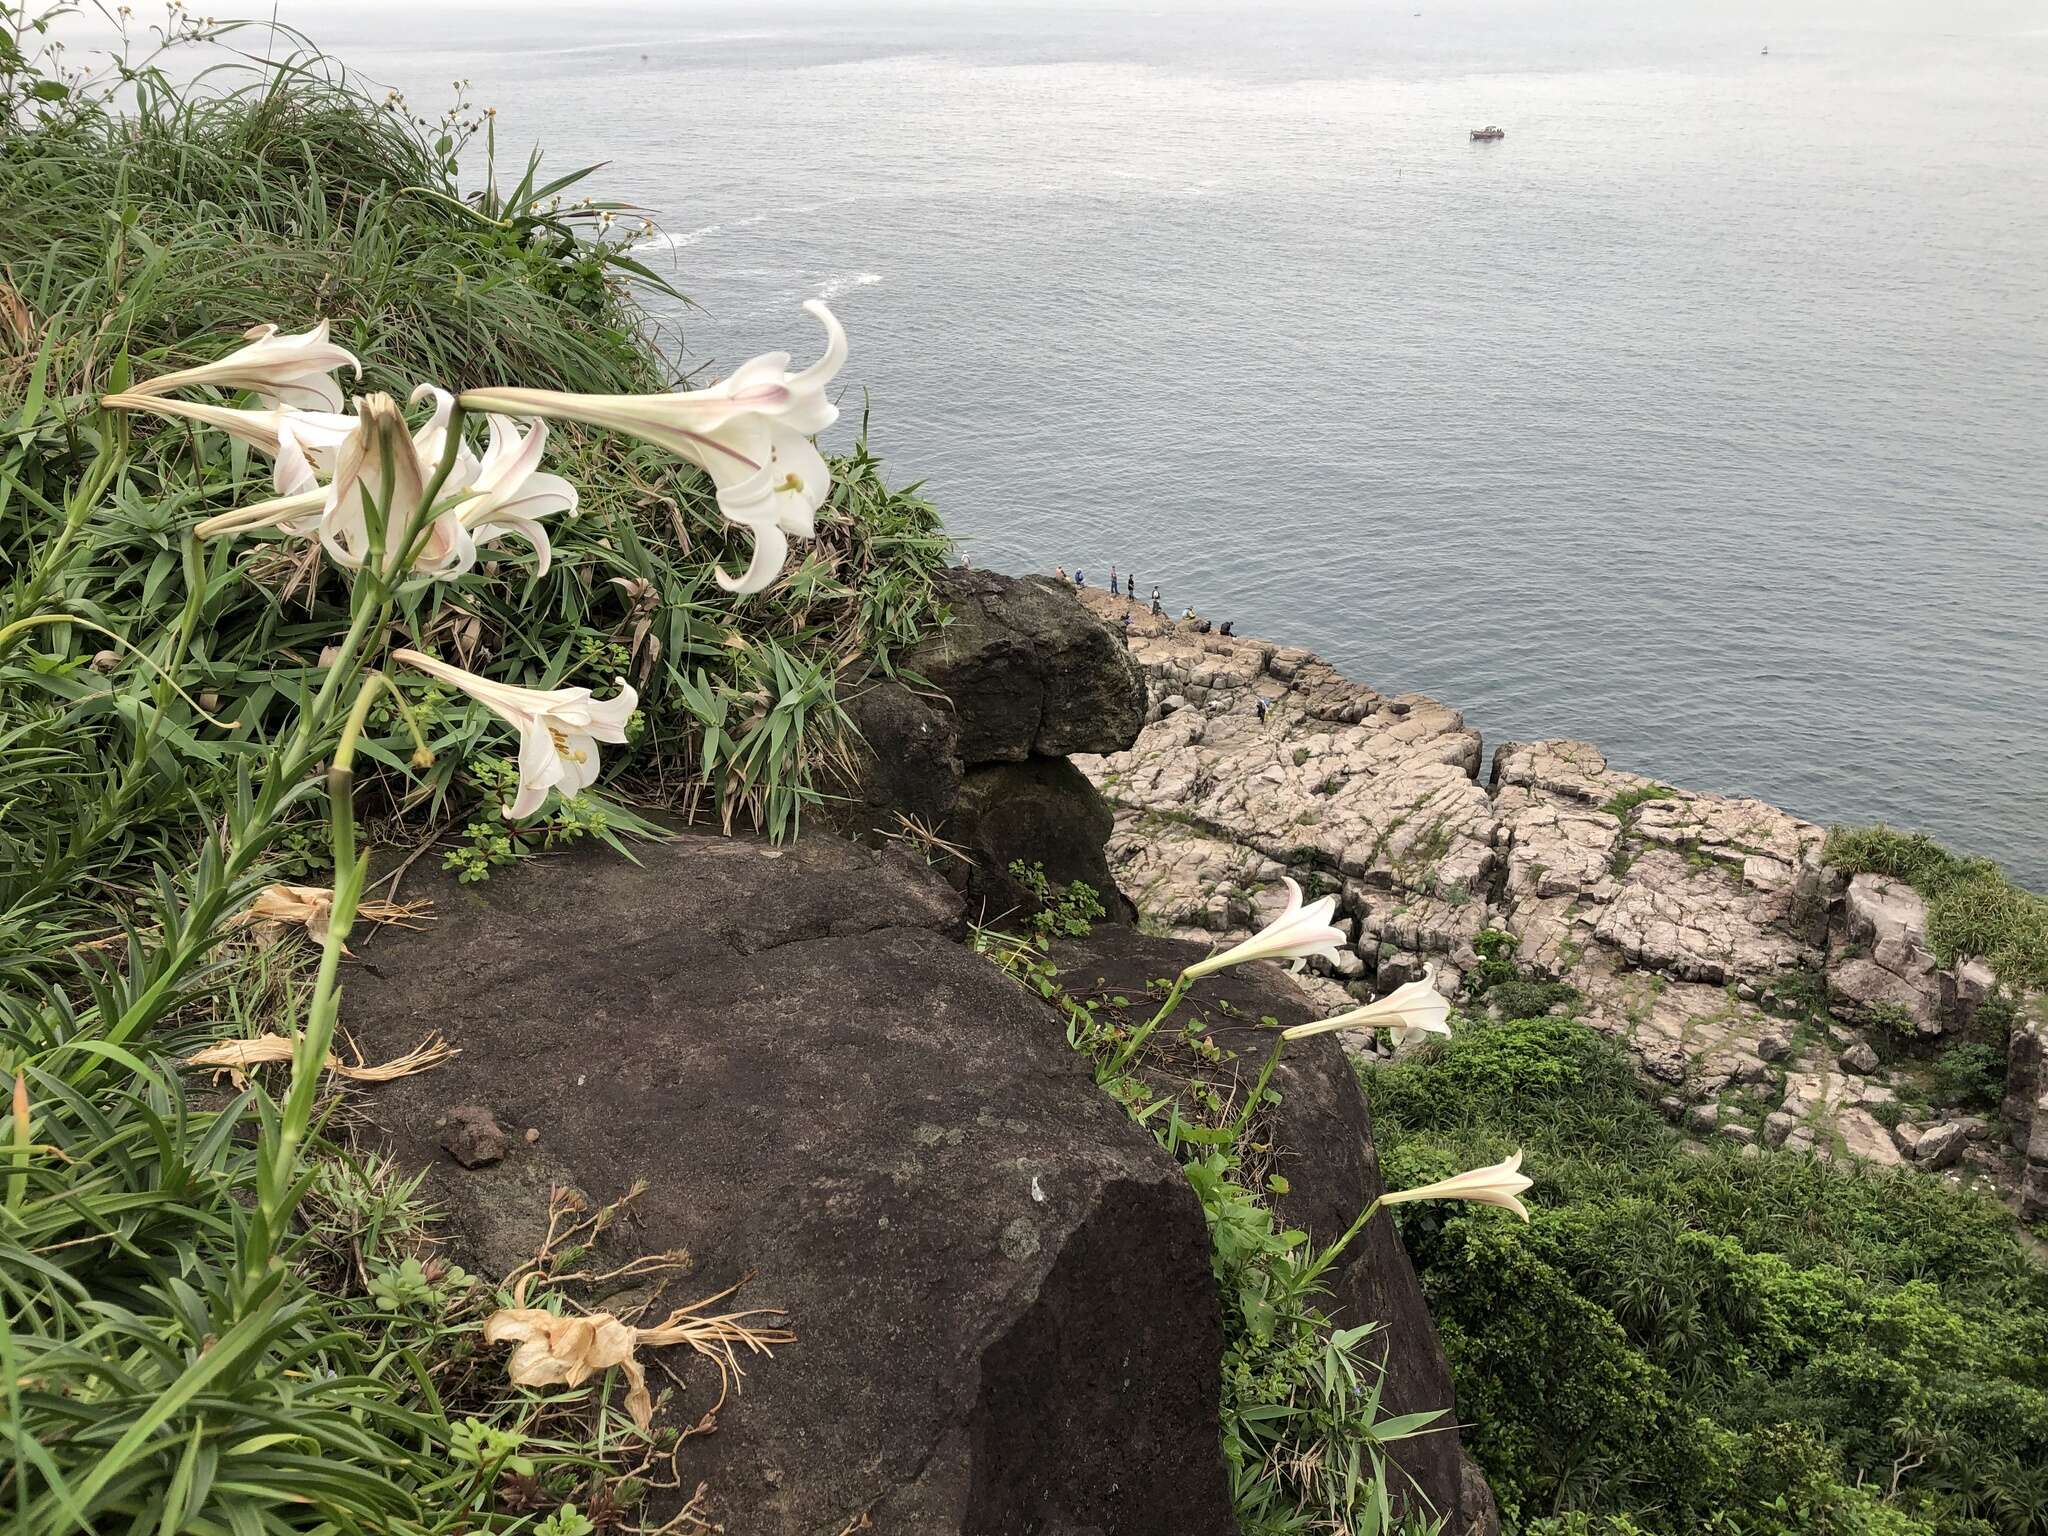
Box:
[1075, 591, 2043, 1208]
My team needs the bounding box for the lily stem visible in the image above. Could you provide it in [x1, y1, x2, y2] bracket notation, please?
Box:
[1105, 971, 1194, 1080]
[1299, 1197, 1383, 1294]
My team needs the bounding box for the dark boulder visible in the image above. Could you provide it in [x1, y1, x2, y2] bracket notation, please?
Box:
[949, 756, 1134, 926]
[832, 569, 1147, 924]
[1051, 928, 1498, 1536]
[838, 673, 963, 834]
[900, 569, 1147, 764]
[344, 832, 1235, 1535]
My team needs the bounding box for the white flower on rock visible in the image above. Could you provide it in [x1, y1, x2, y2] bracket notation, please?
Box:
[116, 320, 362, 411]
[1181, 877, 1346, 980]
[393, 648, 635, 819]
[458, 301, 846, 594]
[1281, 969, 1453, 1047]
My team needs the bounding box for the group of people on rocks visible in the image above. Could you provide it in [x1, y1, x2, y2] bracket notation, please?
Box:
[1050, 563, 1233, 638]
[1045, 562, 1272, 726]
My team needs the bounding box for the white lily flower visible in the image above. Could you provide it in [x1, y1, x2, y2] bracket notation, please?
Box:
[1181, 877, 1347, 980]
[117, 320, 362, 411]
[459, 301, 846, 595]
[1281, 969, 1453, 1046]
[1380, 1150, 1533, 1220]
[107, 394, 358, 541]
[317, 394, 475, 581]
[457, 414, 579, 576]
[393, 648, 636, 819]
[99, 393, 358, 461]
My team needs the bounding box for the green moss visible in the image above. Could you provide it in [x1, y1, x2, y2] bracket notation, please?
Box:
[1599, 783, 1679, 820]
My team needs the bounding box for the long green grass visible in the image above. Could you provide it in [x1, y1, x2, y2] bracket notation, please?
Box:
[1, 13, 950, 1531]
[1824, 824, 2048, 990]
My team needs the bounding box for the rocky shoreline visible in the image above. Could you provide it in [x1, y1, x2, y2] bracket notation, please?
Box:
[1071, 588, 2048, 1219]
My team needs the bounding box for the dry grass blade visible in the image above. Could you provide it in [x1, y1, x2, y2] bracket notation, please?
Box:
[181, 1031, 457, 1086]
[879, 811, 972, 867]
[485, 1279, 792, 1432]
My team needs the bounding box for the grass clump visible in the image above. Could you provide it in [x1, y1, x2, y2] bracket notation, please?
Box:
[1362, 1012, 2048, 1536]
[1598, 783, 1677, 821]
[1824, 825, 2048, 989]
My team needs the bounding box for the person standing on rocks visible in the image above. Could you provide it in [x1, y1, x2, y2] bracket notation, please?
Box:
[1256, 697, 1267, 724]
[1055, 565, 1068, 583]
[1109, 566, 1120, 596]
[1120, 612, 1132, 644]
[1150, 586, 1162, 615]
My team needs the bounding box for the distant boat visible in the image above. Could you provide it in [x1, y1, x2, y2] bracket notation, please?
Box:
[1470, 126, 1505, 141]
[1761, 44, 1769, 54]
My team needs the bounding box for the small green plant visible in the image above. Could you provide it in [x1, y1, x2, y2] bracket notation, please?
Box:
[1867, 998, 1918, 1040]
[1007, 859, 1108, 945]
[535, 1507, 596, 1536]
[1931, 1042, 2006, 1110]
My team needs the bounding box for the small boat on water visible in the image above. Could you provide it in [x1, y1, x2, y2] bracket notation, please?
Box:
[1471, 125, 1505, 141]
[1761, 44, 1769, 54]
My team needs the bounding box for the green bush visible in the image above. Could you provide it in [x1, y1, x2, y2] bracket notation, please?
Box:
[1824, 825, 2048, 989]
[1932, 1043, 2008, 1110]
[1363, 1015, 2048, 1535]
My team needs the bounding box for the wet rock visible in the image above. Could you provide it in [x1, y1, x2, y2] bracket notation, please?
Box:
[345, 831, 1237, 1534]
[437, 1104, 509, 1168]
[946, 756, 1129, 923]
[836, 570, 1143, 924]
[838, 675, 962, 833]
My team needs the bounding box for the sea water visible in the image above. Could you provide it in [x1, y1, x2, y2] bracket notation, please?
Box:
[293, 0, 2048, 884]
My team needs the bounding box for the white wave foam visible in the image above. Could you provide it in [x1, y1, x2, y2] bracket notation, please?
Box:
[814, 271, 884, 301]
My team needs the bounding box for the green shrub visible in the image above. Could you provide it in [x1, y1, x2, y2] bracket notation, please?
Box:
[1825, 825, 2048, 988]
[1464, 928, 1585, 1023]
[1363, 1015, 2048, 1535]
[1932, 1043, 2007, 1110]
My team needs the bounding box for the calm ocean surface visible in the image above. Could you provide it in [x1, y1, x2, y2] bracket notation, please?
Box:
[302, 1, 2048, 885]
